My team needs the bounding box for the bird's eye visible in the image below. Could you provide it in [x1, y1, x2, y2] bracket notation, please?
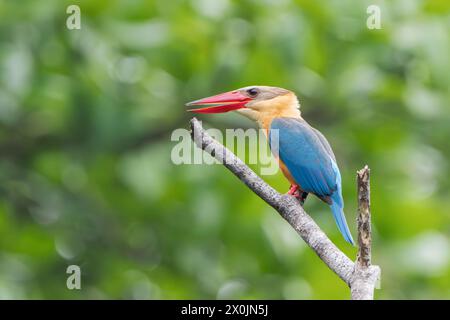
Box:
[246, 88, 259, 97]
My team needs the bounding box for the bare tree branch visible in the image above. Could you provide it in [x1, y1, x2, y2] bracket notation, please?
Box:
[189, 117, 380, 299]
[357, 166, 372, 267]
[351, 166, 381, 300]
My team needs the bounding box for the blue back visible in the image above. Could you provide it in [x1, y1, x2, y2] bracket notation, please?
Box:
[269, 117, 354, 245]
[270, 118, 337, 197]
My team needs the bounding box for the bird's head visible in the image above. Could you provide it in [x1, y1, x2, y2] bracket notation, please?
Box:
[186, 86, 301, 124]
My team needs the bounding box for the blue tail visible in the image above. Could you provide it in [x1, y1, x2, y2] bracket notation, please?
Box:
[330, 194, 355, 245]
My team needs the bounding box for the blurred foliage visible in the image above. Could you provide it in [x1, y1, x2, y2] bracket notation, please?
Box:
[0, 0, 449, 299]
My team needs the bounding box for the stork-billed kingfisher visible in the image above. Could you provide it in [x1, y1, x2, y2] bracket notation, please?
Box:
[186, 86, 354, 245]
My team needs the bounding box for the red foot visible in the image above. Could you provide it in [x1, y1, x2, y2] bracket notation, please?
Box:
[287, 184, 301, 198]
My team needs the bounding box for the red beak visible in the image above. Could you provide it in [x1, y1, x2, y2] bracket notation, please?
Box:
[186, 90, 251, 114]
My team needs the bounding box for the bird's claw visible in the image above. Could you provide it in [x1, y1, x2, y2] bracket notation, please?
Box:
[287, 184, 299, 196]
[287, 185, 308, 205]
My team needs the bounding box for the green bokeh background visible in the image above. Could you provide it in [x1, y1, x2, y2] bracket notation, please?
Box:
[0, 0, 449, 299]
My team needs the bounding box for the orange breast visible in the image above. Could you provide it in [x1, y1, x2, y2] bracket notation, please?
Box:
[278, 159, 297, 185]
[259, 105, 302, 188]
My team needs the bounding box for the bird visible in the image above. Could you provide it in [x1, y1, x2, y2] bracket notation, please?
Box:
[186, 86, 354, 245]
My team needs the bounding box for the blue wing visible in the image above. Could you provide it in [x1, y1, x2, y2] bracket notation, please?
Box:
[269, 117, 354, 245]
